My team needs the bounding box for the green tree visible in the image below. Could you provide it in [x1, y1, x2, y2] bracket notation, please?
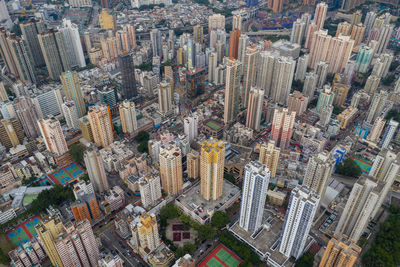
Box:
[382, 74, 396, 85]
[30, 185, 75, 214]
[332, 106, 343, 115]
[336, 158, 362, 178]
[137, 141, 149, 153]
[160, 203, 181, 221]
[224, 173, 236, 184]
[0, 248, 9, 265]
[295, 252, 314, 267]
[69, 143, 85, 164]
[385, 109, 400, 122]
[211, 211, 230, 228]
[135, 131, 150, 143]
[81, 173, 90, 182]
[197, 224, 215, 241]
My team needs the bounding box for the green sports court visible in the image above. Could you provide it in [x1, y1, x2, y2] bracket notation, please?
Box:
[351, 155, 372, 173]
[197, 244, 242, 267]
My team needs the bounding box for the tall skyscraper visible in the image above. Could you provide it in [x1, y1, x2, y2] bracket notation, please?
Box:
[372, 53, 393, 78]
[184, 115, 199, 143]
[61, 71, 86, 118]
[246, 87, 264, 131]
[369, 149, 399, 218]
[84, 144, 109, 193]
[267, 0, 283, 13]
[379, 119, 399, 148]
[6, 34, 37, 84]
[239, 161, 270, 232]
[242, 46, 259, 107]
[367, 116, 385, 142]
[335, 174, 384, 242]
[139, 175, 162, 209]
[58, 19, 86, 68]
[364, 11, 377, 35]
[119, 100, 137, 135]
[375, 24, 394, 55]
[237, 34, 249, 63]
[119, 52, 137, 100]
[355, 45, 373, 73]
[350, 23, 365, 46]
[303, 72, 318, 98]
[150, 29, 162, 57]
[259, 140, 280, 178]
[159, 142, 183, 195]
[229, 30, 241, 59]
[224, 58, 242, 124]
[14, 96, 41, 138]
[291, 19, 306, 45]
[336, 21, 351, 36]
[131, 213, 160, 253]
[279, 186, 320, 259]
[187, 150, 200, 179]
[200, 138, 225, 201]
[313, 2, 328, 29]
[38, 29, 71, 80]
[309, 30, 354, 74]
[193, 24, 204, 44]
[0, 118, 24, 149]
[364, 75, 380, 94]
[271, 107, 296, 150]
[303, 151, 335, 201]
[287, 91, 309, 115]
[256, 51, 295, 105]
[158, 80, 173, 115]
[366, 90, 388, 124]
[319, 233, 361, 267]
[295, 54, 309, 81]
[208, 14, 225, 32]
[316, 85, 335, 113]
[88, 105, 114, 147]
[315, 61, 329, 88]
[20, 18, 46, 67]
[62, 101, 79, 130]
[38, 116, 68, 156]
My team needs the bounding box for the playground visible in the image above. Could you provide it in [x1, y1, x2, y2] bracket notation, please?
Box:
[6, 216, 41, 246]
[197, 244, 242, 267]
[48, 163, 85, 185]
[351, 155, 372, 173]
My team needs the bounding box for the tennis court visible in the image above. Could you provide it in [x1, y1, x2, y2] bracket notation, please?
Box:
[197, 243, 242, 267]
[6, 216, 42, 246]
[352, 155, 372, 173]
[49, 163, 85, 184]
[206, 121, 223, 130]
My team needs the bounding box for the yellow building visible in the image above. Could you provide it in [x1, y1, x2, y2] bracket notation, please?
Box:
[0, 119, 24, 148]
[60, 71, 86, 118]
[35, 215, 65, 267]
[159, 142, 183, 194]
[131, 213, 161, 253]
[332, 74, 350, 107]
[99, 9, 115, 30]
[200, 138, 225, 201]
[79, 116, 94, 142]
[87, 105, 114, 147]
[337, 106, 358, 129]
[187, 150, 200, 179]
[259, 140, 280, 178]
[193, 24, 204, 44]
[319, 233, 361, 267]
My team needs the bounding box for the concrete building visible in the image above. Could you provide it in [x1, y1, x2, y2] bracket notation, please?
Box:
[20, 19, 46, 67]
[88, 105, 114, 147]
[259, 140, 280, 178]
[287, 91, 308, 115]
[336, 21, 351, 36]
[271, 107, 296, 150]
[200, 138, 225, 201]
[279, 186, 319, 259]
[58, 19, 85, 68]
[379, 119, 398, 148]
[158, 80, 173, 116]
[303, 151, 335, 202]
[364, 75, 380, 94]
[14, 96, 41, 138]
[0, 118, 24, 149]
[245, 87, 264, 131]
[84, 144, 109, 193]
[224, 58, 242, 124]
[187, 150, 200, 179]
[367, 116, 385, 142]
[38, 117, 68, 156]
[159, 142, 183, 195]
[335, 174, 384, 242]
[309, 31, 354, 74]
[139, 175, 162, 209]
[79, 116, 93, 142]
[313, 2, 327, 30]
[60, 71, 86, 118]
[242, 46, 259, 108]
[295, 54, 309, 81]
[366, 90, 388, 124]
[270, 40, 301, 59]
[208, 14, 225, 32]
[239, 161, 270, 232]
[119, 100, 138, 135]
[119, 52, 137, 100]
[355, 46, 373, 73]
[131, 213, 160, 253]
[319, 233, 361, 267]
[303, 72, 318, 98]
[38, 30, 70, 80]
[62, 101, 79, 130]
[291, 19, 306, 45]
[184, 115, 199, 143]
[337, 106, 358, 129]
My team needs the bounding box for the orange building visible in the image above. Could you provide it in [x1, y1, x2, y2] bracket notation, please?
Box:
[71, 194, 100, 223]
[229, 30, 241, 59]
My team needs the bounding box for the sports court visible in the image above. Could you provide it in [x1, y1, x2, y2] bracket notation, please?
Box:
[206, 121, 223, 131]
[49, 163, 85, 184]
[197, 244, 242, 267]
[351, 155, 372, 173]
[7, 216, 41, 246]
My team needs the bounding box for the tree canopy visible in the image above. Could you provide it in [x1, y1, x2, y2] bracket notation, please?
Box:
[336, 158, 362, 178]
[69, 143, 85, 164]
[30, 185, 75, 214]
[362, 206, 400, 267]
[135, 131, 150, 143]
[295, 252, 314, 267]
[224, 173, 236, 184]
[211, 211, 230, 228]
